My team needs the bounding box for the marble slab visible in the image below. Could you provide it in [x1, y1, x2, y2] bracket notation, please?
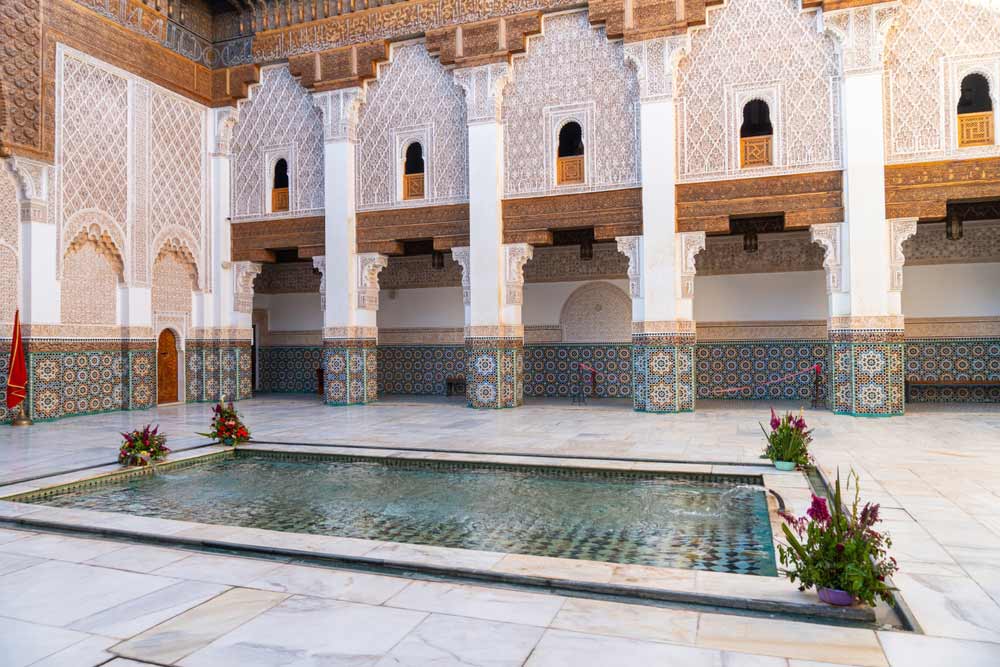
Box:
[29, 634, 118, 667]
[385, 580, 565, 627]
[876, 631, 1000, 667]
[152, 553, 288, 586]
[0, 616, 92, 667]
[551, 597, 699, 645]
[525, 628, 724, 667]
[248, 563, 410, 605]
[112, 587, 289, 664]
[374, 614, 544, 667]
[177, 595, 427, 666]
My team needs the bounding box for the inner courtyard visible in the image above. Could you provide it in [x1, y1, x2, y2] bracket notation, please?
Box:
[2, 0, 1000, 664]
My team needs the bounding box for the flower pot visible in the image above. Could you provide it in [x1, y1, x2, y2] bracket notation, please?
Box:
[817, 587, 855, 606]
[774, 460, 797, 471]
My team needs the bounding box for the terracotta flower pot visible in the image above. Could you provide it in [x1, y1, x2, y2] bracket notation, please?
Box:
[817, 587, 855, 606]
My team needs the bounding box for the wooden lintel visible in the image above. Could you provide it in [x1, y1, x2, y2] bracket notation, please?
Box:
[433, 236, 470, 251]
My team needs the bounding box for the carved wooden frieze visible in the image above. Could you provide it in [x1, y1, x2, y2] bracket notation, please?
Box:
[884, 156, 1000, 221]
[675, 170, 844, 234]
[502, 188, 642, 245]
[356, 203, 471, 255]
[287, 41, 389, 91]
[230, 216, 325, 262]
[426, 11, 541, 68]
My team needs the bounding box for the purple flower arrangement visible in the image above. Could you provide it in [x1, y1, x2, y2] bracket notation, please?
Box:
[119, 424, 170, 467]
[778, 470, 898, 607]
[760, 408, 813, 468]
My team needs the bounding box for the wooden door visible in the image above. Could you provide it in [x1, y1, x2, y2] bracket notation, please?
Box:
[157, 329, 178, 404]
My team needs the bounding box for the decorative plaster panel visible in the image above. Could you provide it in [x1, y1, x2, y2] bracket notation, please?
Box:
[560, 282, 631, 343]
[232, 65, 324, 220]
[503, 11, 640, 198]
[61, 242, 120, 325]
[357, 43, 468, 211]
[884, 0, 1000, 163]
[0, 172, 18, 325]
[676, 0, 841, 182]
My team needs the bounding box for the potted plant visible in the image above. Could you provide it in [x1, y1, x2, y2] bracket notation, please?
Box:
[760, 408, 812, 470]
[777, 471, 898, 607]
[119, 424, 170, 467]
[200, 401, 251, 446]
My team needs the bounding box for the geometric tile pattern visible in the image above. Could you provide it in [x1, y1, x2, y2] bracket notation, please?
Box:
[0, 340, 10, 422]
[465, 338, 523, 409]
[523, 344, 632, 399]
[632, 334, 696, 413]
[830, 329, 905, 417]
[696, 341, 828, 403]
[323, 339, 377, 406]
[259, 346, 324, 394]
[378, 346, 466, 395]
[24, 341, 156, 421]
[185, 341, 253, 403]
[905, 338, 1000, 403]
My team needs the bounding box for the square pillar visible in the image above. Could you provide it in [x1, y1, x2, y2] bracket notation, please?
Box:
[632, 326, 697, 413]
[313, 88, 384, 406]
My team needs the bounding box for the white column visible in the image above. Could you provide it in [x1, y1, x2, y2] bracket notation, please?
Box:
[313, 88, 369, 338]
[450, 246, 472, 327]
[455, 64, 515, 337]
[9, 158, 58, 325]
[210, 107, 239, 330]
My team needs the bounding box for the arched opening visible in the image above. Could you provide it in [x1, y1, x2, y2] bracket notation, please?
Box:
[272, 158, 289, 212]
[557, 121, 585, 185]
[740, 100, 773, 168]
[958, 73, 994, 148]
[157, 328, 179, 404]
[403, 142, 425, 200]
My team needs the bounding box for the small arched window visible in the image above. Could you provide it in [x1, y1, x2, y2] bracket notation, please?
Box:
[557, 121, 584, 185]
[740, 100, 773, 168]
[403, 142, 425, 200]
[957, 73, 994, 148]
[272, 159, 289, 212]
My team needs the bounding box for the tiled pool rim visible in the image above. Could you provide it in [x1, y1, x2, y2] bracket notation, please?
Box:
[0, 445, 878, 624]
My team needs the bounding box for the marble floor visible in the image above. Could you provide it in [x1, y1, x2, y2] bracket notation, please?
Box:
[2, 395, 1000, 666]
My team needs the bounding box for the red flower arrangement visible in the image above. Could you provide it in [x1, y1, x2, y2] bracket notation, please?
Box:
[199, 402, 251, 446]
[119, 424, 170, 466]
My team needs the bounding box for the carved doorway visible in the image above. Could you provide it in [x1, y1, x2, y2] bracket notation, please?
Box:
[157, 329, 179, 404]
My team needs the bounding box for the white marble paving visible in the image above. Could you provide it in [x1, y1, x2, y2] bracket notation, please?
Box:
[374, 614, 544, 666]
[28, 634, 118, 667]
[877, 631, 1000, 667]
[0, 616, 92, 667]
[0, 560, 177, 627]
[247, 563, 410, 605]
[178, 595, 427, 666]
[151, 552, 288, 586]
[385, 580, 565, 627]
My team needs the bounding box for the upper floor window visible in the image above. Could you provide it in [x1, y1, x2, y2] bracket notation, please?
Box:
[740, 100, 773, 168]
[403, 142, 425, 200]
[957, 73, 994, 148]
[557, 121, 585, 185]
[272, 158, 289, 212]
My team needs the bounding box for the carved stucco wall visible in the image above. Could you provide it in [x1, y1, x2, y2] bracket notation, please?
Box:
[884, 0, 1000, 163]
[675, 0, 841, 182]
[0, 171, 18, 325]
[53, 46, 210, 327]
[232, 65, 324, 220]
[61, 242, 120, 325]
[503, 11, 640, 198]
[357, 42, 468, 211]
[559, 282, 631, 343]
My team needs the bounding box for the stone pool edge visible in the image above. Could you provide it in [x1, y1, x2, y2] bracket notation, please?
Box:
[0, 444, 876, 625]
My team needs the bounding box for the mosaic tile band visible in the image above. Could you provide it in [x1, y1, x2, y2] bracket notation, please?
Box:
[185, 340, 253, 404]
[465, 337, 524, 409]
[632, 333, 697, 413]
[259, 346, 324, 394]
[323, 338, 378, 405]
[829, 329, 906, 417]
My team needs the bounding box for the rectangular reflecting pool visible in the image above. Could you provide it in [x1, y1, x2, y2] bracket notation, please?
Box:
[28, 452, 778, 576]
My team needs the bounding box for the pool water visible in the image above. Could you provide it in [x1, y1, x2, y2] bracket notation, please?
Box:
[35, 454, 778, 575]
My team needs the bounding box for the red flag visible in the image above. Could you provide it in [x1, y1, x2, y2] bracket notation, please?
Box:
[6, 310, 27, 410]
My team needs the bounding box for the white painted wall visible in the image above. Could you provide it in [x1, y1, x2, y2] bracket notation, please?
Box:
[903, 263, 1000, 318]
[522, 280, 630, 326]
[694, 271, 827, 321]
[378, 287, 465, 328]
[255, 293, 323, 331]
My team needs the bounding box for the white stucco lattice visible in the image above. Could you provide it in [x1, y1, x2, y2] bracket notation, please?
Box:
[675, 0, 840, 182]
[232, 65, 325, 219]
[503, 11, 640, 198]
[357, 43, 468, 210]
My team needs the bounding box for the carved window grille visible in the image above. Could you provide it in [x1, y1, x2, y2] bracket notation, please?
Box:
[403, 142, 425, 200]
[739, 100, 773, 168]
[557, 121, 585, 185]
[272, 158, 289, 212]
[957, 73, 994, 148]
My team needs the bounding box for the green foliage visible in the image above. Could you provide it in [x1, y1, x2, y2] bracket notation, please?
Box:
[760, 408, 813, 467]
[119, 424, 170, 466]
[777, 470, 898, 607]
